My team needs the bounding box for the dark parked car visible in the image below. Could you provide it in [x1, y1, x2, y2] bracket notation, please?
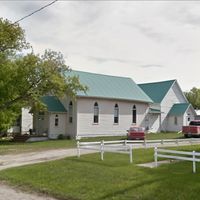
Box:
[127, 127, 145, 140]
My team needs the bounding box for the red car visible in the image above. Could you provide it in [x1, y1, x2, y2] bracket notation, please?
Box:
[182, 120, 200, 138]
[127, 127, 145, 140]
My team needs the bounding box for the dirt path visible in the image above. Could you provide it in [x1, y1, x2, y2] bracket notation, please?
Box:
[0, 148, 95, 200]
[0, 141, 199, 200]
[0, 182, 57, 200]
[0, 148, 94, 171]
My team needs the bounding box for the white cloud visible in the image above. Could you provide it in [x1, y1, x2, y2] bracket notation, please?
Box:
[1, 1, 200, 91]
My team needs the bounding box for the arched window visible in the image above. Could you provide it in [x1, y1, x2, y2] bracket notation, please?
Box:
[55, 114, 59, 126]
[114, 104, 119, 124]
[132, 105, 136, 124]
[174, 116, 178, 125]
[69, 101, 73, 123]
[94, 102, 99, 123]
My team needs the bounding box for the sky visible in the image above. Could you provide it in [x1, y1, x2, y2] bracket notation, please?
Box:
[1, 1, 200, 91]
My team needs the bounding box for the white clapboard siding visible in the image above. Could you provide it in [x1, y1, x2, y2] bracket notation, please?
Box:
[161, 81, 189, 131]
[48, 113, 67, 139]
[21, 108, 33, 133]
[76, 98, 149, 137]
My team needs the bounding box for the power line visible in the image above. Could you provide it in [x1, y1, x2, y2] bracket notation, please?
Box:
[12, 0, 58, 25]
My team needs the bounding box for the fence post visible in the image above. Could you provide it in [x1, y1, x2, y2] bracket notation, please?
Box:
[100, 140, 104, 161]
[190, 138, 193, 145]
[176, 139, 179, 145]
[125, 139, 127, 146]
[77, 141, 80, 158]
[144, 139, 147, 148]
[154, 146, 158, 167]
[129, 145, 133, 163]
[193, 151, 196, 173]
[161, 139, 164, 145]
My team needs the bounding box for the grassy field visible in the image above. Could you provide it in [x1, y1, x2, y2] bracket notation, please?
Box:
[0, 145, 200, 200]
[0, 139, 75, 155]
[0, 132, 184, 155]
[81, 132, 183, 141]
[145, 132, 183, 140]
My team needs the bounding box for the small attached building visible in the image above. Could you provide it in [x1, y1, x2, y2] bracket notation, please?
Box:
[33, 96, 67, 139]
[139, 80, 196, 132]
[167, 103, 194, 132]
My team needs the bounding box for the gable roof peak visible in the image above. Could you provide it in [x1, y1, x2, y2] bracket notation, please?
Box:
[41, 96, 67, 113]
[139, 79, 176, 85]
[168, 103, 190, 116]
[138, 79, 177, 103]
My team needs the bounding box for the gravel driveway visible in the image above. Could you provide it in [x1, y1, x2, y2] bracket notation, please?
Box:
[0, 148, 95, 171]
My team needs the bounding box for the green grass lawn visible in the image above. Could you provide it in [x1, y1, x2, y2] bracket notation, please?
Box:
[0, 145, 200, 200]
[145, 132, 184, 140]
[0, 139, 76, 155]
[0, 132, 183, 155]
[81, 132, 183, 142]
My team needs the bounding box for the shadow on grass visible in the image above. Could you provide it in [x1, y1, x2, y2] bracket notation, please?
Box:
[0, 140, 16, 145]
[95, 177, 163, 200]
[94, 161, 200, 200]
[67, 155, 132, 168]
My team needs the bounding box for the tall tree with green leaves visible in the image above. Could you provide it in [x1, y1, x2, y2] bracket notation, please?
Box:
[0, 18, 86, 132]
[185, 87, 200, 109]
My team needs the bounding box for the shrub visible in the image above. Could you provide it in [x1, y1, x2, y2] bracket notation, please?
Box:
[57, 134, 64, 140]
[66, 135, 71, 140]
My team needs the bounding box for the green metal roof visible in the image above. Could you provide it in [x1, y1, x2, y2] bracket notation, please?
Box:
[66, 70, 153, 103]
[168, 103, 190, 116]
[41, 96, 67, 113]
[138, 80, 176, 103]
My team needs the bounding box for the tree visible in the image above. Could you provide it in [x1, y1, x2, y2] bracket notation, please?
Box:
[185, 87, 200, 109]
[0, 18, 86, 131]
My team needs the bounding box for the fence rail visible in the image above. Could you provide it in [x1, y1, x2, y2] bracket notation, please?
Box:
[77, 138, 200, 166]
[78, 138, 200, 146]
[77, 140, 133, 163]
[125, 138, 200, 147]
[154, 147, 200, 173]
[76, 134, 126, 140]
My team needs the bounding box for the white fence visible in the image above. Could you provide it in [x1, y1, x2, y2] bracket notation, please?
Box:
[77, 138, 200, 166]
[77, 140, 133, 163]
[78, 138, 200, 149]
[132, 138, 200, 147]
[154, 147, 200, 173]
[76, 134, 126, 140]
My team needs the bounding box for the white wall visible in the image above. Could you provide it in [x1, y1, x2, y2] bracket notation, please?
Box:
[167, 115, 183, 132]
[7, 126, 20, 133]
[60, 96, 77, 137]
[48, 113, 67, 139]
[21, 108, 33, 134]
[161, 82, 187, 131]
[147, 114, 160, 132]
[33, 112, 49, 135]
[165, 105, 195, 133]
[76, 97, 149, 137]
[183, 107, 195, 126]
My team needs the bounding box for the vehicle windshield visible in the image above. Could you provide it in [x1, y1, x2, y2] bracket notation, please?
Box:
[189, 121, 200, 126]
[129, 127, 145, 131]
